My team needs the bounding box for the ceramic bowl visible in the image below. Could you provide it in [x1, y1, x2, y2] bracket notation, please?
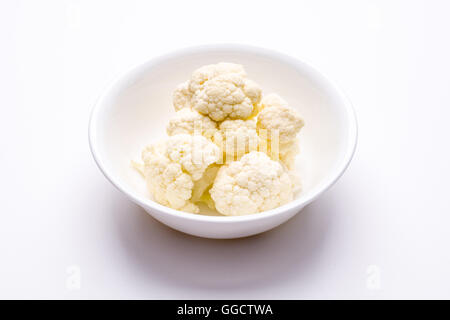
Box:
[89, 45, 357, 239]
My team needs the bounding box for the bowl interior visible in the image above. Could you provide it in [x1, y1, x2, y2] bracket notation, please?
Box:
[92, 47, 354, 216]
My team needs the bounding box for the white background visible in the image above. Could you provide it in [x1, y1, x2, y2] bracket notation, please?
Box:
[1, 0, 449, 299]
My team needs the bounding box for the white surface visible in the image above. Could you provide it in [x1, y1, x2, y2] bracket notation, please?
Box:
[0, 0, 449, 299]
[89, 45, 357, 238]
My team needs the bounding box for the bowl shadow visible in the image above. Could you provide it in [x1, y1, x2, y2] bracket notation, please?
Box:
[110, 192, 337, 292]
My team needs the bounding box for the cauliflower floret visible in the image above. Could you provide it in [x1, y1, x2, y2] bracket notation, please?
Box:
[189, 62, 246, 91]
[255, 94, 304, 169]
[173, 63, 262, 121]
[173, 63, 246, 111]
[210, 151, 294, 216]
[215, 119, 259, 162]
[166, 108, 218, 139]
[164, 134, 220, 181]
[248, 93, 288, 119]
[141, 143, 197, 213]
[192, 74, 261, 121]
[141, 134, 220, 213]
[260, 93, 289, 109]
[257, 94, 304, 144]
[173, 81, 191, 111]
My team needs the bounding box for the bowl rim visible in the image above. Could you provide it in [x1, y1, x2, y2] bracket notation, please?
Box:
[89, 44, 358, 223]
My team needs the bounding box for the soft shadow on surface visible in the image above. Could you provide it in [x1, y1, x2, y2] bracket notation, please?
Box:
[110, 193, 337, 291]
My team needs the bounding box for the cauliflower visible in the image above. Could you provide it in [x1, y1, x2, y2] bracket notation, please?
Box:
[278, 139, 300, 170]
[135, 65, 306, 215]
[166, 108, 217, 140]
[141, 134, 220, 213]
[260, 93, 289, 109]
[173, 81, 191, 111]
[188, 62, 246, 91]
[173, 63, 246, 111]
[256, 94, 304, 168]
[192, 74, 262, 121]
[173, 63, 262, 121]
[214, 119, 259, 162]
[210, 151, 293, 216]
[257, 94, 304, 144]
[191, 164, 220, 204]
[247, 93, 288, 119]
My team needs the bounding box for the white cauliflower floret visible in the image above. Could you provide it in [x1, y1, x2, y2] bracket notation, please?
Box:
[248, 93, 288, 119]
[260, 93, 289, 109]
[166, 108, 217, 139]
[141, 143, 197, 213]
[189, 62, 246, 91]
[210, 151, 293, 216]
[256, 94, 304, 169]
[192, 74, 261, 121]
[257, 94, 304, 144]
[141, 134, 220, 213]
[215, 119, 259, 162]
[173, 81, 191, 111]
[173, 63, 262, 121]
[173, 63, 246, 110]
[164, 134, 220, 181]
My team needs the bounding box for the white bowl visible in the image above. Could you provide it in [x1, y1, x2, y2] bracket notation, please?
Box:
[89, 45, 357, 239]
